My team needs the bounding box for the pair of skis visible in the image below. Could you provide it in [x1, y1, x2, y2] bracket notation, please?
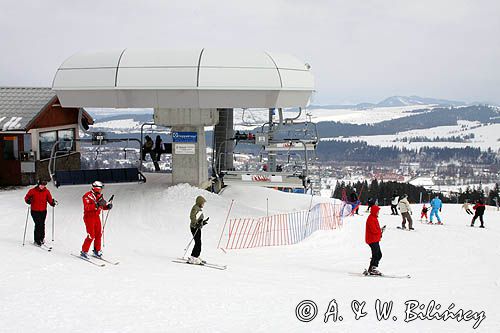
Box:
[71, 253, 120, 267]
[172, 257, 227, 270]
[32, 243, 53, 252]
[349, 271, 411, 279]
[396, 226, 416, 231]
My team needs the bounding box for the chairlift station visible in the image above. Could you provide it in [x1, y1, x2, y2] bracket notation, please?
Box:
[52, 48, 315, 188]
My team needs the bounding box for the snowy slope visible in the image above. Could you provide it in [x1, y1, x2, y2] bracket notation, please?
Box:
[0, 183, 498, 332]
[324, 122, 500, 151]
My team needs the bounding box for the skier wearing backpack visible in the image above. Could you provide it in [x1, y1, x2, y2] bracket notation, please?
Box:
[24, 179, 57, 246]
[80, 181, 112, 259]
[429, 195, 443, 225]
[188, 196, 209, 264]
[365, 205, 383, 276]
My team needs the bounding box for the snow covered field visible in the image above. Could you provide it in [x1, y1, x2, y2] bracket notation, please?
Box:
[324, 121, 500, 151]
[0, 182, 498, 332]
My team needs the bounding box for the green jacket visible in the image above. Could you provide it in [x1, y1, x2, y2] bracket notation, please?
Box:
[190, 196, 206, 228]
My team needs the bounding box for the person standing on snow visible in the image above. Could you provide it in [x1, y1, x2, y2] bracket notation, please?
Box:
[80, 181, 112, 259]
[390, 192, 399, 215]
[420, 204, 429, 223]
[365, 205, 383, 275]
[462, 200, 473, 215]
[398, 194, 413, 230]
[188, 196, 209, 264]
[471, 199, 486, 228]
[429, 194, 443, 225]
[24, 179, 57, 246]
[350, 189, 360, 215]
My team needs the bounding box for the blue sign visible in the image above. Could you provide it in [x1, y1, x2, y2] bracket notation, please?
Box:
[172, 131, 198, 143]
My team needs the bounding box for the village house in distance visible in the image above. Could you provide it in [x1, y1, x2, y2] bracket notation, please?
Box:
[0, 87, 93, 186]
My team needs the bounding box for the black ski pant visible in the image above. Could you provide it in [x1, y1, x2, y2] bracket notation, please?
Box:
[471, 213, 484, 227]
[31, 210, 47, 245]
[391, 205, 398, 215]
[368, 242, 382, 268]
[190, 227, 202, 258]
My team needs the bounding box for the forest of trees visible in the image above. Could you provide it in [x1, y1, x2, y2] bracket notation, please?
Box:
[316, 105, 499, 138]
[317, 139, 498, 164]
[331, 179, 500, 206]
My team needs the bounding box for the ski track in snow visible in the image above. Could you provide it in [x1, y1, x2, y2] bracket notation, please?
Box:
[0, 182, 498, 332]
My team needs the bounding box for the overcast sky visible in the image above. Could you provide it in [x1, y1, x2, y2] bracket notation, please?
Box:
[1, 0, 499, 105]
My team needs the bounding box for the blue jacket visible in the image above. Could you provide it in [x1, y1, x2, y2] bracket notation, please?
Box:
[430, 198, 442, 210]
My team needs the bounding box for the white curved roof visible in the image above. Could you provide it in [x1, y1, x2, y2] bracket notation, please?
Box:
[52, 49, 314, 109]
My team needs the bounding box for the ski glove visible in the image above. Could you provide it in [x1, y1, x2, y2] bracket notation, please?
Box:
[51, 199, 58, 207]
[106, 203, 113, 209]
[26, 198, 32, 205]
[202, 217, 209, 226]
[97, 197, 106, 207]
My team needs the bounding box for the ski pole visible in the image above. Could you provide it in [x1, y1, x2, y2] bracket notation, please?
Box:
[51, 205, 55, 241]
[23, 207, 30, 246]
[102, 194, 115, 248]
[217, 199, 234, 252]
[183, 227, 200, 258]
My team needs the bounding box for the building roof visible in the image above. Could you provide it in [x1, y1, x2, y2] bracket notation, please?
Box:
[0, 87, 57, 131]
[0, 87, 93, 132]
[52, 48, 314, 109]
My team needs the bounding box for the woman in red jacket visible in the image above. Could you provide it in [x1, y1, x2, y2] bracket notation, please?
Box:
[81, 181, 112, 259]
[24, 179, 57, 246]
[365, 205, 383, 275]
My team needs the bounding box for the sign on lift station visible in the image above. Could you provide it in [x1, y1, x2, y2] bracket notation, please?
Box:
[172, 131, 198, 143]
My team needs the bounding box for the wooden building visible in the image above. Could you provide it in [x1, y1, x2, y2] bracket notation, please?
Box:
[0, 87, 93, 186]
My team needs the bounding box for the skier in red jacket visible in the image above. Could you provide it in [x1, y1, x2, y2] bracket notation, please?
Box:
[24, 179, 57, 246]
[81, 181, 112, 259]
[365, 205, 383, 275]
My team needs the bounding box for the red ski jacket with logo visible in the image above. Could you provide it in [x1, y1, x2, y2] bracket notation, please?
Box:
[365, 205, 382, 244]
[25, 186, 54, 212]
[82, 190, 109, 221]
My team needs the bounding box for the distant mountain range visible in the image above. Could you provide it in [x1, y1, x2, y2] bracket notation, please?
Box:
[310, 95, 467, 109]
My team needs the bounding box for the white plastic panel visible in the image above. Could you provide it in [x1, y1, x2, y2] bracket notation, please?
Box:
[56, 90, 118, 108]
[53, 48, 314, 108]
[199, 68, 281, 89]
[59, 49, 123, 69]
[117, 68, 198, 88]
[199, 90, 280, 108]
[119, 49, 202, 67]
[52, 68, 117, 88]
[266, 52, 309, 70]
[201, 49, 276, 68]
[278, 69, 314, 90]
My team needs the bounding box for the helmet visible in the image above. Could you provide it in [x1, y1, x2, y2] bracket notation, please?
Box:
[37, 179, 47, 186]
[92, 181, 104, 192]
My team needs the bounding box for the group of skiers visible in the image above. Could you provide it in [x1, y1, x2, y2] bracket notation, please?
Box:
[364, 193, 488, 276]
[24, 179, 209, 264]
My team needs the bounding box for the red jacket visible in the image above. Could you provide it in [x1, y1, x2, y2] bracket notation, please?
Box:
[473, 203, 486, 215]
[25, 186, 54, 212]
[82, 190, 109, 220]
[365, 205, 382, 244]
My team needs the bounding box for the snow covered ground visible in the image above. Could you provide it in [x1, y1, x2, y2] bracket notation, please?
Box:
[324, 121, 500, 151]
[0, 182, 498, 332]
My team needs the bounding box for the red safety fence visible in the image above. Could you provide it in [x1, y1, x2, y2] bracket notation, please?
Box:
[220, 201, 346, 250]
